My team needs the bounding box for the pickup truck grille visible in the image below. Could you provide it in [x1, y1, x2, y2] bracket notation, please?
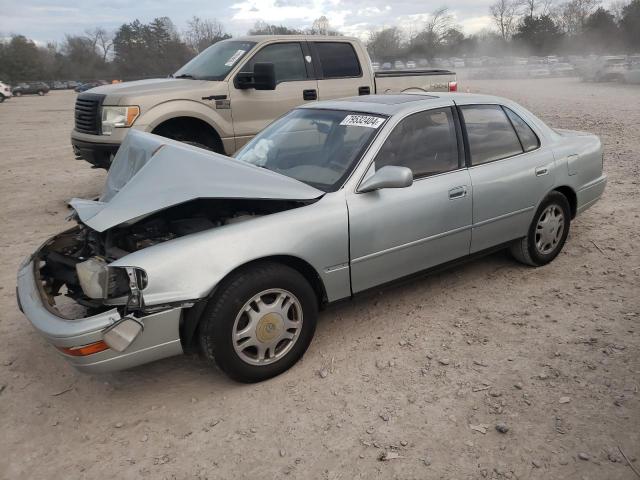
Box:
[74, 93, 105, 134]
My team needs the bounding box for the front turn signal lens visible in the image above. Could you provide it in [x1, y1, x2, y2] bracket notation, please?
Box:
[58, 340, 109, 357]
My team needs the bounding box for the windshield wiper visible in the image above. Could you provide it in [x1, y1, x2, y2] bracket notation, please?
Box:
[174, 74, 195, 79]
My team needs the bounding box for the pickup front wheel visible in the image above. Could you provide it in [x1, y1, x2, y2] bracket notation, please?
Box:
[199, 262, 318, 383]
[510, 192, 571, 266]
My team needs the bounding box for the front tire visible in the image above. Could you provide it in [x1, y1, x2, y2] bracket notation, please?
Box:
[510, 191, 571, 266]
[199, 262, 318, 383]
[38, 90, 44, 96]
[15, 91, 21, 97]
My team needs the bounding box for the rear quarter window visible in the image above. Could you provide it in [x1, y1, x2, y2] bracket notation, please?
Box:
[314, 42, 362, 79]
[504, 107, 540, 152]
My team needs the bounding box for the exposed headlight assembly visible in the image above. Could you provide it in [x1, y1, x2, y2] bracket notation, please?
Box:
[101, 105, 140, 135]
[75, 257, 147, 305]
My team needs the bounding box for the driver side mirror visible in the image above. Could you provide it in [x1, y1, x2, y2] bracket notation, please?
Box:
[358, 165, 413, 193]
[235, 62, 276, 91]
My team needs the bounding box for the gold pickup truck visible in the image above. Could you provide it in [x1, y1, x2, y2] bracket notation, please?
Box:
[71, 35, 457, 168]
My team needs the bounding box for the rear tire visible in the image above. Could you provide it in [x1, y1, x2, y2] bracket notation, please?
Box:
[510, 192, 571, 267]
[0, 94, 4, 103]
[199, 262, 318, 383]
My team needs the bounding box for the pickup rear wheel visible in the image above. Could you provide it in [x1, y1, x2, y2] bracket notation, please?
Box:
[510, 192, 571, 266]
[199, 262, 318, 383]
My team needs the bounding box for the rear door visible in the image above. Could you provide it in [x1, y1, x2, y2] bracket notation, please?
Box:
[458, 103, 554, 253]
[229, 41, 318, 150]
[311, 41, 374, 100]
[347, 106, 472, 293]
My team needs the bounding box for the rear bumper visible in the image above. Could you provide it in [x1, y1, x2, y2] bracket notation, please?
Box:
[71, 136, 119, 169]
[577, 174, 607, 215]
[17, 259, 183, 373]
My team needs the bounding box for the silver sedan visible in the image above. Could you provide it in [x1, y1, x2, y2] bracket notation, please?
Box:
[17, 93, 607, 382]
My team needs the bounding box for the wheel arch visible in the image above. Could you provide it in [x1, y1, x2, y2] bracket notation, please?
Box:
[552, 185, 577, 219]
[151, 116, 224, 153]
[180, 255, 328, 351]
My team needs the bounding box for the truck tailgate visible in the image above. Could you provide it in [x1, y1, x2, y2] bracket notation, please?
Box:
[374, 70, 456, 93]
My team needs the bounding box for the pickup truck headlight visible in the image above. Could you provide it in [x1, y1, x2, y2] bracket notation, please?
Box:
[101, 106, 140, 135]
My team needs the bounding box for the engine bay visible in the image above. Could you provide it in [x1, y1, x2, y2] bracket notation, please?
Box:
[36, 198, 309, 314]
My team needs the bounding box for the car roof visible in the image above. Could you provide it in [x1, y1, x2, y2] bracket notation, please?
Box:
[300, 92, 510, 116]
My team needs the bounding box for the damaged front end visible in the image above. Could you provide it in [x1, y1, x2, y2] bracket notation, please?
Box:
[18, 129, 323, 372]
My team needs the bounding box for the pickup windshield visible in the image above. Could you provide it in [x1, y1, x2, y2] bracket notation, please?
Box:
[235, 109, 387, 192]
[174, 40, 256, 81]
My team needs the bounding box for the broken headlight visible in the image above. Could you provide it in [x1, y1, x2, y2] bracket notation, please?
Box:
[75, 257, 147, 300]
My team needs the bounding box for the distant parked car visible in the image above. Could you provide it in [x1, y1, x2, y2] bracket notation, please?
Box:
[406, 61, 416, 69]
[551, 63, 575, 77]
[75, 81, 108, 93]
[371, 62, 380, 71]
[51, 81, 68, 90]
[67, 81, 80, 89]
[528, 66, 551, 78]
[0, 81, 12, 102]
[417, 58, 430, 67]
[12, 82, 50, 96]
[394, 60, 405, 69]
[381, 62, 392, 70]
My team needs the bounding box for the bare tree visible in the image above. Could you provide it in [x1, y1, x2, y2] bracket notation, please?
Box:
[184, 16, 230, 53]
[490, 0, 519, 39]
[367, 27, 402, 61]
[85, 27, 113, 62]
[554, 0, 600, 34]
[308, 16, 340, 35]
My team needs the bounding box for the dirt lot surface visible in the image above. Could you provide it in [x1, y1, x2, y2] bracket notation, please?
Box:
[0, 78, 638, 479]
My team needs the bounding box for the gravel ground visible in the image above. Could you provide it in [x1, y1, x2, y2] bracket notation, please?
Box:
[0, 78, 638, 479]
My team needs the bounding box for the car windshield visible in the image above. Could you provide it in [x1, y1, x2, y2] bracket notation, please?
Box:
[174, 40, 256, 81]
[235, 109, 386, 192]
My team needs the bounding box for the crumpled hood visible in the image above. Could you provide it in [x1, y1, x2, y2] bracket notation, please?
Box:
[69, 130, 323, 232]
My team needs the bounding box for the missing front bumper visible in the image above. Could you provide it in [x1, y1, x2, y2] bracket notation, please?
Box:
[17, 260, 183, 373]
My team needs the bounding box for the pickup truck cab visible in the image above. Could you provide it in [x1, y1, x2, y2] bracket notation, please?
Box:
[71, 35, 456, 168]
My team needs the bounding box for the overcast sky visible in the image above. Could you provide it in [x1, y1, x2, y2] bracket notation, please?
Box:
[0, 0, 501, 44]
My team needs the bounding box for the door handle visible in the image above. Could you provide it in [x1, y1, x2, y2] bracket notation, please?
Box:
[358, 86, 371, 95]
[448, 186, 467, 199]
[535, 166, 549, 176]
[303, 89, 317, 101]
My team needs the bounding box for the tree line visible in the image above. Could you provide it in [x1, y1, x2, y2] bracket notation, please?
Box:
[0, 2, 639, 84]
[368, 0, 640, 62]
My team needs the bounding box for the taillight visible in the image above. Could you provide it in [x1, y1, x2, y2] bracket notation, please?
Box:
[448, 81, 458, 92]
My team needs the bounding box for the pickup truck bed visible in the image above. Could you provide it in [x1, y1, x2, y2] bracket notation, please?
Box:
[375, 69, 456, 94]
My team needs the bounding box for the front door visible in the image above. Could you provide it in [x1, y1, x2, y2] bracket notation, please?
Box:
[347, 106, 472, 293]
[229, 41, 318, 150]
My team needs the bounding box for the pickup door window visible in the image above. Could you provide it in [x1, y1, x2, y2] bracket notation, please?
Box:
[229, 42, 318, 148]
[347, 106, 472, 293]
[460, 104, 553, 253]
[312, 41, 373, 101]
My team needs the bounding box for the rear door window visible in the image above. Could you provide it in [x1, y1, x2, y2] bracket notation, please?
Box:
[460, 105, 523, 165]
[313, 42, 362, 79]
[504, 107, 540, 152]
[245, 42, 308, 84]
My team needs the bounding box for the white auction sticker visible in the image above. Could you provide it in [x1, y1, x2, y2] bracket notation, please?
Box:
[224, 49, 246, 67]
[340, 114, 385, 129]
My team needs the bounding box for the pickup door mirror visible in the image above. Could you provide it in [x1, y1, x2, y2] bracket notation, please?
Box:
[235, 62, 276, 91]
[358, 166, 413, 193]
